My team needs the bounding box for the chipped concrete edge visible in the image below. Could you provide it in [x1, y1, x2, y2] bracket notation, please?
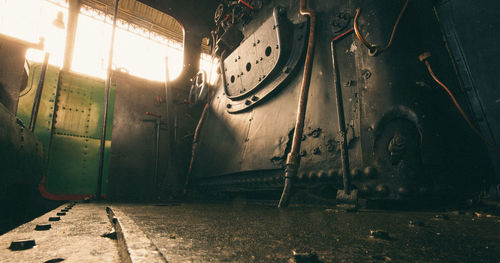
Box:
[106, 206, 168, 263]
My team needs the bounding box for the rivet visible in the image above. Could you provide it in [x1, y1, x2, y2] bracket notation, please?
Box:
[297, 172, 306, 181]
[318, 170, 327, 180]
[375, 184, 389, 196]
[327, 169, 338, 179]
[364, 166, 378, 178]
[350, 168, 362, 180]
[397, 186, 409, 196]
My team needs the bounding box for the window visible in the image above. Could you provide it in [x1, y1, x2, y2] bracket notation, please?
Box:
[0, 0, 218, 83]
[0, 0, 67, 67]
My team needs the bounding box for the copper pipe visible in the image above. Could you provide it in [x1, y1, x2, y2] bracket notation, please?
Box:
[353, 0, 408, 55]
[184, 103, 209, 193]
[278, 0, 316, 208]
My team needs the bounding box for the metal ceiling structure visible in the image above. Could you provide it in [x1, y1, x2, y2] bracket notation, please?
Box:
[78, 0, 211, 52]
[80, 0, 183, 42]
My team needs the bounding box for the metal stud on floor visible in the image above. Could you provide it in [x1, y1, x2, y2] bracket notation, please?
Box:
[35, 224, 51, 231]
[9, 240, 36, 250]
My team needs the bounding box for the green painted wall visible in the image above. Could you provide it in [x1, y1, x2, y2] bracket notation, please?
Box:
[17, 63, 115, 197]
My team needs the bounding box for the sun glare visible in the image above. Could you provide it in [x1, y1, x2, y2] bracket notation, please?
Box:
[0, 0, 218, 83]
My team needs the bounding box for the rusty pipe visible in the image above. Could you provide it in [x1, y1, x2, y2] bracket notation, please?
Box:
[278, 0, 316, 208]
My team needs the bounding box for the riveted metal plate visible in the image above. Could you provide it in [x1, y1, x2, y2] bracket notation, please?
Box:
[223, 10, 281, 98]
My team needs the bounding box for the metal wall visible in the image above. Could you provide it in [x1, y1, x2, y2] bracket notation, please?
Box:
[435, 0, 500, 185]
[17, 66, 115, 198]
[107, 72, 170, 201]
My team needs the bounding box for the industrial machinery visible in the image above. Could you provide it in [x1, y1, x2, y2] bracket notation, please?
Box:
[184, 0, 500, 207]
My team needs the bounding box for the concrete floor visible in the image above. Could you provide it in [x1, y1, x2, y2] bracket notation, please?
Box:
[1, 202, 499, 262]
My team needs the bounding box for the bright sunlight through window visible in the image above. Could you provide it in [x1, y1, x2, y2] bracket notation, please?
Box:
[0, 0, 219, 83]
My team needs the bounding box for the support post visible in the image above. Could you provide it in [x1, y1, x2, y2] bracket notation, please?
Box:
[96, 0, 119, 200]
[62, 0, 81, 71]
[29, 52, 50, 132]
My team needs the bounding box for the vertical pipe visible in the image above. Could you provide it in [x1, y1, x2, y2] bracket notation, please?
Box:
[331, 38, 351, 194]
[29, 52, 50, 132]
[164, 57, 174, 181]
[96, 0, 119, 200]
[62, 0, 81, 71]
[278, 0, 316, 208]
[154, 118, 160, 187]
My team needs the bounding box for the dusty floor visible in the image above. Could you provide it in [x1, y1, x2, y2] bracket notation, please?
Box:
[116, 202, 500, 262]
[1, 202, 499, 262]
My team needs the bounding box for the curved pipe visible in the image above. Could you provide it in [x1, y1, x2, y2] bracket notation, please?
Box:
[278, 0, 316, 208]
[420, 52, 500, 155]
[353, 0, 408, 56]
